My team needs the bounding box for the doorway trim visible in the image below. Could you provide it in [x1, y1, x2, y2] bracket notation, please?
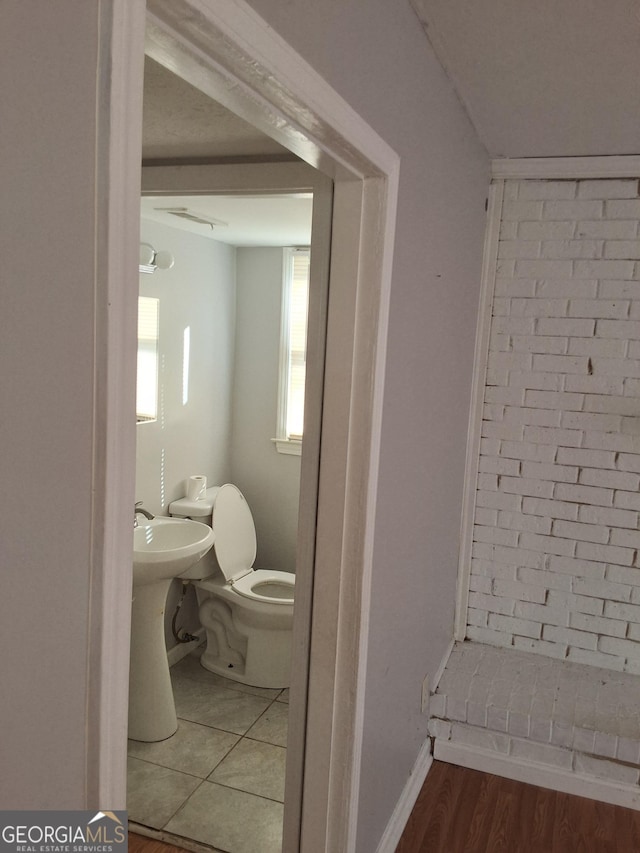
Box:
[101, 2, 399, 850]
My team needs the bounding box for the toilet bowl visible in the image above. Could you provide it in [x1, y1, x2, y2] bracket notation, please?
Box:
[169, 484, 295, 688]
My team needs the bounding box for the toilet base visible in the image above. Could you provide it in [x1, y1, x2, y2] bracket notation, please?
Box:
[198, 598, 292, 688]
[200, 646, 290, 689]
[200, 621, 292, 688]
[195, 577, 294, 689]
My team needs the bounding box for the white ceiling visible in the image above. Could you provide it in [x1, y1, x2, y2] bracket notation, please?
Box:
[142, 58, 312, 246]
[142, 57, 291, 161]
[410, 0, 640, 158]
[140, 194, 313, 247]
[142, 2, 640, 245]
[144, 7, 640, 166]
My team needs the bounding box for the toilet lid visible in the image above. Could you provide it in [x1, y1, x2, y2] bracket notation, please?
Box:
[212, 484, 257, 583]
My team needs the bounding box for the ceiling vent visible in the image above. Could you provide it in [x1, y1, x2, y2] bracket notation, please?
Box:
[155, 207, 228, 230]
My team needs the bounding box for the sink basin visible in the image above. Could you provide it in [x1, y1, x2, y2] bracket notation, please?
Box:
[129, 516, 214, 742]
[133, 517, 214, 585]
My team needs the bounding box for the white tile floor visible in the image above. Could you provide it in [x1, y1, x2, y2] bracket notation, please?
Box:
[128, 650, 289, 853]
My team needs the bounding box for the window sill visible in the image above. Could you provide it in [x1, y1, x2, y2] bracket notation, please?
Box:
[272, 438, 302, 456]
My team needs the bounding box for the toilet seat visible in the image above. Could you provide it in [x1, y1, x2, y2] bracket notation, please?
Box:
[232, 568, 294, 605]
[211, 484, 294, 605]
[212, 484, 258, 583]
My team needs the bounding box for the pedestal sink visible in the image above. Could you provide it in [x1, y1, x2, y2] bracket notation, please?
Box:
[129, 517, 214, 742]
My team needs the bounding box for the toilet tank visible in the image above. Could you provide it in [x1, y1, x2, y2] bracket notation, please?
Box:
[169, 486, 220, 579]
[169, 485, 219, 523]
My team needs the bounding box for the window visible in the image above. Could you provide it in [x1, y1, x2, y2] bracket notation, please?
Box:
[274, 248, 310, 455]
[136, 296, 159, 423]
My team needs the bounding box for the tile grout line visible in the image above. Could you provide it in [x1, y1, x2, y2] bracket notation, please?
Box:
[128, 661, 289, 845]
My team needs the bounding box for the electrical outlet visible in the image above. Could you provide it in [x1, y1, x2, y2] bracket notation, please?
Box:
[421, 675, 430, 715]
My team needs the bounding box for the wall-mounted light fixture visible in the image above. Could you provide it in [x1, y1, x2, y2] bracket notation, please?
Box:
[139, 242, 175, 274]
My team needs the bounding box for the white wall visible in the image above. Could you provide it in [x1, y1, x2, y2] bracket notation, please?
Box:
[136, 220, 236, 514]
[135, 232, 298, 647]
[467, 177, 640, 671]
[241, 1, 489, 849]
[136, 219, 236, 645]
[231, 248, 300, 574]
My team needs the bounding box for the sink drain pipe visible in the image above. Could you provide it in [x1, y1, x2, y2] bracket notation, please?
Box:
[171, 581, 199, 644]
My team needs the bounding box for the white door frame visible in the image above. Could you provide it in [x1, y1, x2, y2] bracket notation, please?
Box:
[97, 2, 399, 850]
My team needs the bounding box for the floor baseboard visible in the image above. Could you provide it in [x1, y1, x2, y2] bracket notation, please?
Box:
[435, 739, 640, 811]
[375, 740, 433, 853]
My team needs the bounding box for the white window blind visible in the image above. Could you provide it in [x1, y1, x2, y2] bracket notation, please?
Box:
[275, 248, 310, 453]
[137, 296, 159, 423]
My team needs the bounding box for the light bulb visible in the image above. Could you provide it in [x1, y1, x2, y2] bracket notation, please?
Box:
[139, 243, 155, 266]
[154, 250, 175, 270]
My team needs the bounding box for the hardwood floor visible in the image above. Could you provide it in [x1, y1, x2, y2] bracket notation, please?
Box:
[128, 834, 190, 853]
[396, 760, 640, 853]
[129, 761, 640, 852]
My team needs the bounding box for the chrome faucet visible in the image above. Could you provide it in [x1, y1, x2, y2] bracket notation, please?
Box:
[134, 501, 154, 527]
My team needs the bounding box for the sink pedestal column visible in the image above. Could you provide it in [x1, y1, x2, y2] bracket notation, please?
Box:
[128, 579, 178, 742]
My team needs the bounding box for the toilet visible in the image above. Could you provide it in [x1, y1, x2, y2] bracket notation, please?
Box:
[169, 484, 295, 688]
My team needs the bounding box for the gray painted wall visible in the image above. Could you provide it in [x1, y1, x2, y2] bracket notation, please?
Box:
[0, 0, 488, 841]
[1, 1, 108, 807]
[240, 1, 489, 849]
[231, 248, 301, 575]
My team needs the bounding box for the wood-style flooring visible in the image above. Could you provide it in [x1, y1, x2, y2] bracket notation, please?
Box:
[396, 760, 640, 853]
[129, 834, 190, 853]
[129, 760, 640, 852]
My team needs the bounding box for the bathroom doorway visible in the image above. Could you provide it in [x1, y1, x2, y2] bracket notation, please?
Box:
[99, 3, 399, 850]
[130, 149, 332, 849]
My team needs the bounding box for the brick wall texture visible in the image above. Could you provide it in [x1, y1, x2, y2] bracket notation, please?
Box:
[468, 177, 640, 672]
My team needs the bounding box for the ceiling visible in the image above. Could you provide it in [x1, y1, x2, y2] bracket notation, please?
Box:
[140, 194, 313, 247]
[143, 2, 640, 225]
[142, 57, 291, 162]
[142, 58, 311, 246]
[410, 0, 640, 159]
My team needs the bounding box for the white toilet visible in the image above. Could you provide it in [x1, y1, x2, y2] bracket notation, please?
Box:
[169, 484, 295, 688]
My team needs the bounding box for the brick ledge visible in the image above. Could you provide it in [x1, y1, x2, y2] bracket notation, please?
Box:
[430, 641, 640, 796]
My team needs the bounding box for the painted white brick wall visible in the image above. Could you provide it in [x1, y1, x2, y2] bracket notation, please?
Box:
[431, 643, 640, 788]
[468, 177, 640, 671]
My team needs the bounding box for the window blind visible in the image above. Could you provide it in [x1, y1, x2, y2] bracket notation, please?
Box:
[137, 296, 159, 422]
[286, 251, 310, 440]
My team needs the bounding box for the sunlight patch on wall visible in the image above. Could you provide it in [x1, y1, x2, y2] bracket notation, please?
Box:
[182, 326, 191, 406]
